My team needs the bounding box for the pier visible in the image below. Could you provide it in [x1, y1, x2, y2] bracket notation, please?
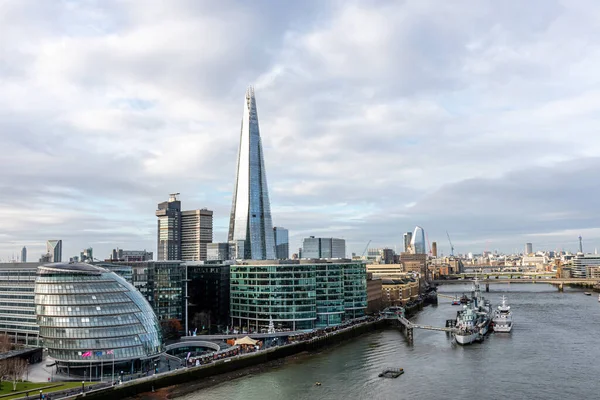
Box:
[384, 313, 457, 343]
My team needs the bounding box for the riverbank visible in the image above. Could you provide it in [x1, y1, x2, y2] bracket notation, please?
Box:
[69, 318, 387, 400]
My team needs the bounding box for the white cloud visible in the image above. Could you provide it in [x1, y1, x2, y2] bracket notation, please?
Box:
[0, 0, 599, 259]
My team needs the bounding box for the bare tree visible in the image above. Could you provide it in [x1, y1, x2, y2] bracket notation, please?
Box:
[0, 334, 12, 353]
[7, 358, 27, 391]
[0, 360, 8, 390]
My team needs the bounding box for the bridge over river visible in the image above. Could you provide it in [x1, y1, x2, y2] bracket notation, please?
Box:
[431, 277, 598, 291]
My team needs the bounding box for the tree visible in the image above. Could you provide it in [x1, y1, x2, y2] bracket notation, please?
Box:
[0, 334, 12, 352]
[7, 358, 27, 391]
[160, 318, 183, 340]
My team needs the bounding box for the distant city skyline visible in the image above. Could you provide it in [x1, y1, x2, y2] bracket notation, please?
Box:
[1, 2, 600, 260]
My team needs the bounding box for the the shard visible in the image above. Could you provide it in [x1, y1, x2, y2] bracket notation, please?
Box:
[228, 87, 276, 260]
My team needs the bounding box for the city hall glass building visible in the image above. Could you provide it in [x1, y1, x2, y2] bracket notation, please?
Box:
[34, 263, 162, 376]
[230, 260, 367, 331]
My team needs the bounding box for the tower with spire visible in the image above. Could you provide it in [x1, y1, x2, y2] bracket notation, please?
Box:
[228, 87, 276, 260]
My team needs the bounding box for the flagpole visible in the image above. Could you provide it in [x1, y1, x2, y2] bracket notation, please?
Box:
[101, 356, 103, 382]
[90, 357, 92, 383]
[112, 352, 115, 385]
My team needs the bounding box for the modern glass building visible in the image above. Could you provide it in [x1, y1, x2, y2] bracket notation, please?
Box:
[230, 261, 316, 331]
[187, 262, 231, 333]
[0, 264, 39, 346]
[230, 260, 367, 331]
[34, 263, 162, 377]
[410, 226, 426, 254]
[228, 87, 276, 260]
[315, 263, 344, 327]
[343, 262, 368, 319]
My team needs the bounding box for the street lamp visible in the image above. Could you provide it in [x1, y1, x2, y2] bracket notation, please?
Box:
[82, 380, 85, 393]
[39, 390, 42, 400]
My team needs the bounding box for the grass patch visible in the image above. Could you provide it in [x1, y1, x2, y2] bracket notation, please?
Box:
[0, 381, 91, 399]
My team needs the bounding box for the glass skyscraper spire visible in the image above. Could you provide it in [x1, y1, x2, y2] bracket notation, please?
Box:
[228, 87, 276, 260]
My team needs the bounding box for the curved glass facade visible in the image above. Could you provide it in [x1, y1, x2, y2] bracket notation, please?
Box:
[35, 263, 162, 369]
[411, 226, 426, 254]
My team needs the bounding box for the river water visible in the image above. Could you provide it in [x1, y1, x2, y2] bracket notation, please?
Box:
[178, 284, 600, 400]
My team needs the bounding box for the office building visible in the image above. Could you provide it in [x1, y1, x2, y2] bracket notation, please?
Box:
[0, 263, 40, 346]
[35, 263, 162, 376]
[400, 252, 428, 278]
[21, 247, 27, 263]
[431, 242, 437, 257]
[366, 273, 383, 314]
[110, 249, 153, 262]
[572, 254, 600, 278]
[228, 87, 276, 260]
[410, 226, 426, 254]
[46, 240, 62, 263]
[273, 227, 289, 260]
[156, 194, 182, 261]
[181, 209, 213, 261]
[186, 262, 231, 333]
[126, 261, 185, 323]
[525, 243, 533, 255]
[80, 247, 93, 262]
[156, 194, 213, 261]
[230, 260, 366, 331]
[366, 248, 394, 264]
[301, 237, 346, 259]
[403, 232, 412, 253]
[207, 243, 230, 261]
[366, 264, 405, 279]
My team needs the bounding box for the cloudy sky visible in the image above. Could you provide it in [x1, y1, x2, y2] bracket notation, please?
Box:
[1, 0, 599, 261]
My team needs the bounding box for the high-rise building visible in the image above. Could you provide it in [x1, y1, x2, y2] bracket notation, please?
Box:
[80, 247, 93, 262]
[21, 246, 26, 263]
[410, 226, 426, 254]
[228, 87, 276, 260]
[403, 232, 413, 253]
[46, 240, 62, 263]
[431, 242, 438, 257]
[301, 237, 346, 259]
[273, 227, 289, 260]
[156, 193, 182, 261]
[181, 209, 213, 261]
[525, 243, 533, 255]
[156, 192, 213, 262]
[207, 243, 230, 261]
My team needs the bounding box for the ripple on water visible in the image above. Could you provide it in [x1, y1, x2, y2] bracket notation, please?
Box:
[178, 285, 600, 400]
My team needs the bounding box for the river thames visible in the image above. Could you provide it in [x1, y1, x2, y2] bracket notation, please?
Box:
[178, 283, 600, 400]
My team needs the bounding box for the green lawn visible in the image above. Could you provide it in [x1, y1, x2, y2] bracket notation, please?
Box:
[0, 381, 91, 399]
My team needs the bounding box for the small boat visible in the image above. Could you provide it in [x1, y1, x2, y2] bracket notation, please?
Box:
[460, 294, 469, 304]
[315, 382, 322, 386]
[452, 296, 461, 305]
[598, 294, 600, 302]
[379, 368, 404, 378]
[584, 292, 592, 296]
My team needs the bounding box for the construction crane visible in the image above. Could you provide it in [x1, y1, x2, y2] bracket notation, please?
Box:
[361, 240, 372, 257]
[446, 231, 454, 257]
